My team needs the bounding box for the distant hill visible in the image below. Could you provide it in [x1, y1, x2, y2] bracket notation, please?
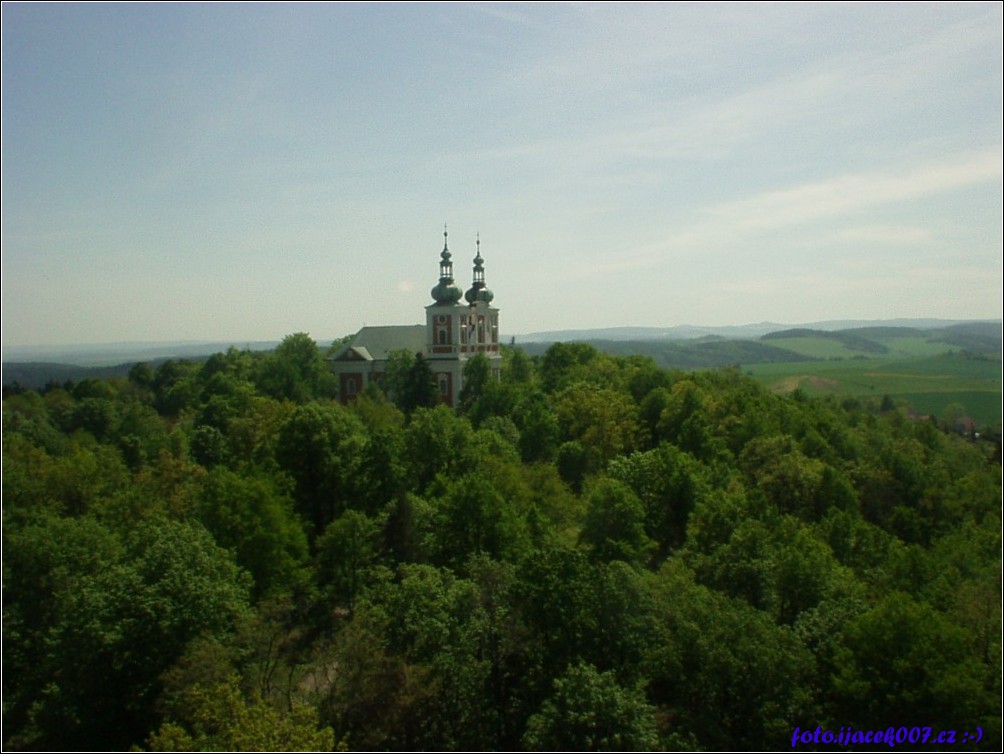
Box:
[1, 338, 335, 390]
[761, 328, 890, 354]
[516, 319, 996, 344]
[930, 322, 1003, 353]
[1, 340, 286, 367]
[761, 322, 1002, 358]
[2, 361, 141, 391]
[517, 338, 814, 369]
[515, 324, 789, 343]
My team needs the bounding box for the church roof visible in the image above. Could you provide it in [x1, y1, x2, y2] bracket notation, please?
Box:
[328, 325, 426, 362]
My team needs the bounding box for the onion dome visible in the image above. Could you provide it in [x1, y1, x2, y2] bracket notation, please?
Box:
[430, 227, 462, 304]
[464, 234, 494, 304]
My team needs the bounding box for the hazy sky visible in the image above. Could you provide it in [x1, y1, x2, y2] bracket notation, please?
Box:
[2, 2, 1001, 347]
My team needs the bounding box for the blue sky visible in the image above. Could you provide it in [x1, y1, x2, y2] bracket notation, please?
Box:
[2, 2, 1001, 347]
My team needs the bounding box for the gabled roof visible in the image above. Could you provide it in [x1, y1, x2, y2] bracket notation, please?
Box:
[329, 325, 426, 362]
[340, 346, 373, 361]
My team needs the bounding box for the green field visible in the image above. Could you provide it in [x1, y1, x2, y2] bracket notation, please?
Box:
[747, 352, 1001, 427]
[874, 336, 960, 358]
[759, 337, 866, 360]
[762, 332, 974, 360]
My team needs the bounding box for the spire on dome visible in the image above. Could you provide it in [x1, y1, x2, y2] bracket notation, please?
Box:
[440, 225, 451, 262]
[465, 232, 494, 305]
[430, 225, 462, 305]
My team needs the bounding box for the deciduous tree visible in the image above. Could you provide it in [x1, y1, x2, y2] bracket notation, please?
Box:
[523, 662, 659, 751]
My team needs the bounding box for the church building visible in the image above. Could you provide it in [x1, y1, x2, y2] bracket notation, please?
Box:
[328, 228, 501, 407]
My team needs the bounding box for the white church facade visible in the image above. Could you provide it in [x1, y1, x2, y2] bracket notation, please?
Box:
[328, 229, 501, 407]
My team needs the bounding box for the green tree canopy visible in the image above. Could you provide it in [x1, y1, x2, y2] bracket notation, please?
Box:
[3, 516, 251, 751]
[580, 477, 654, 565]
[256, 332, 333, 403]
[523, 662, 659, 751]
[275, 402, 367, 534]
[148, 675, 336, 752]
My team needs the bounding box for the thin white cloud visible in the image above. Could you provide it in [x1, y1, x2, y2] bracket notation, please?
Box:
[704, 263, 1000, 322]
[707, 150, 1002, 232]
[472, 5, 1000, 167]
[722, 264, 1000, 301]
[570, 149, 1002, 278]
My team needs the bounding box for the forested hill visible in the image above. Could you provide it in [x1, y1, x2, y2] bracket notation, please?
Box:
[3, 334, 1001, 751]
[3, 360, 140, 390]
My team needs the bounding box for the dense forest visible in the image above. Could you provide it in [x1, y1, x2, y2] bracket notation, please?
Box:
[3, 333, 1001, 751]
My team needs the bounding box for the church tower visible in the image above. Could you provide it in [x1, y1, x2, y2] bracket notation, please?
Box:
[461, 234, 501, 368]
[425, 228, 501, 406]
[329, 226, 502, 407]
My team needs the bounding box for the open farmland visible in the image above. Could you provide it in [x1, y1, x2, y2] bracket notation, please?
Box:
[766, 335, 953, 360]
[747, 352, 1001, 427]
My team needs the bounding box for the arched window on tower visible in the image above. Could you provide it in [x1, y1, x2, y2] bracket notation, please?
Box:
[438, 328, 448, 346]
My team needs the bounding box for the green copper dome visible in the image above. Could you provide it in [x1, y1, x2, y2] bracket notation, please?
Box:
[464, 285, 494, 304]
[432, 279, 463, 304]
[464, 238, 494, 304]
